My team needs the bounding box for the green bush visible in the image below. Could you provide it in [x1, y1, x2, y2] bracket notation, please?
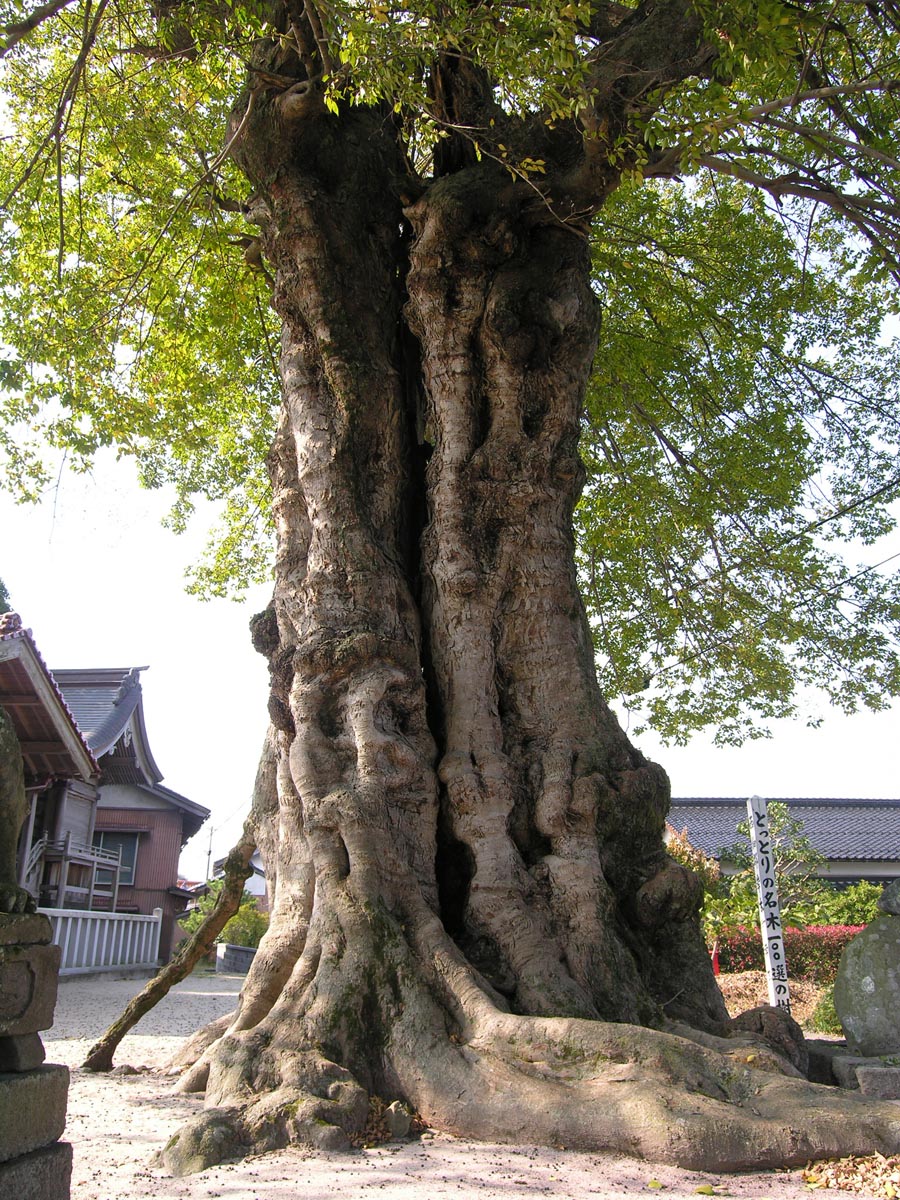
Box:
[180, 880, 269, 948]
[817, 881, 883, 926]
[808, 985, 842, 1035]
[705, 878, 884, 940]
[666, 826, 722, 895]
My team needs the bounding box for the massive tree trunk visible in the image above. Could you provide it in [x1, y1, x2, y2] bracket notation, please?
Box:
[158, 35, 900, 1177]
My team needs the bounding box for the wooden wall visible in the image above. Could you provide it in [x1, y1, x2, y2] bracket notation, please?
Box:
[94, 805, 187, 958]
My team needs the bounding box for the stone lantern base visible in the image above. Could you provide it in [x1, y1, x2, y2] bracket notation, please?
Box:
[0, 913, 72, 1199]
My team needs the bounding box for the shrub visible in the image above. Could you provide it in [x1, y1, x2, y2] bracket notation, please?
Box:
[817, 881, 884, 926]
[784, 925, 865, 981]
[808, 985, 842, 1035]
[715, 924, 863, 983]
[220, 900, 269, 949]
[180, 880, 269, 949]
[666, 826, 722, 895]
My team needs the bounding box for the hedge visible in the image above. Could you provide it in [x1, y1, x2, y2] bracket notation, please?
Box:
[715, 924, 864, 983]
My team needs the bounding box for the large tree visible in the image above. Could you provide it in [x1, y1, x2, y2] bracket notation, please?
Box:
[3, 0, 900, 1175]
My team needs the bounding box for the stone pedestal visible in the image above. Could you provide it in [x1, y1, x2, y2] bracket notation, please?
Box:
[0, 913, 71, 1198]
[0, 1064, 69, 1160]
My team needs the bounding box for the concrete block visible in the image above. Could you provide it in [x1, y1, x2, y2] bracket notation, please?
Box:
[832, 1055, 867, 1089]
[856, 1066, 900, 1099]
[0, 1032, 46, 1071]
[0, 915, 52, 947]
[0, 1141, 72, 1200]
[216, 943, 257, 974]
[0, 943, 61, 1035]
[0, 1064, 69, 1163]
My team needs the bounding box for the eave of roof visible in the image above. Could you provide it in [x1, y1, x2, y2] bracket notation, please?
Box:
[168, 884, 197, 899]
[0, 615, 99, 783]
[148, 781, 211, 821]
[135, 781, 210, 842]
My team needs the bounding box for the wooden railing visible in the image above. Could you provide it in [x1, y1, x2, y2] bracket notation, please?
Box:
[39, 907, 163, 975]
[42, 835, 122, 870]
[22, 833, 123, 911]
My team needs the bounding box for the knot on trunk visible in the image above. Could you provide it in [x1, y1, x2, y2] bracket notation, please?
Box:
[633, 858, 702, 929]
[278, 80, 326, 123]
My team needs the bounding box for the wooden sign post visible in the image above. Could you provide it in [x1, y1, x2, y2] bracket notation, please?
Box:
[746, 795, 791, 1013]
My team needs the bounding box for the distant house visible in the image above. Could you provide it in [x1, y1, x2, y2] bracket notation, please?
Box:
[212, 848, 270, 912]
[669, 796, 900, 885]
[0, 614, 209, 959]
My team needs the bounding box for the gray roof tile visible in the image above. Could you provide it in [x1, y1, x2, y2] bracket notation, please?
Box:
[669, 797, 900, 863]
[52, 667, 144, 753]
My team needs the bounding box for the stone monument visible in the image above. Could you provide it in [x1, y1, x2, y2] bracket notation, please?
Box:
[833, 880, 900, 1058]
[0, 696, 72, 1198]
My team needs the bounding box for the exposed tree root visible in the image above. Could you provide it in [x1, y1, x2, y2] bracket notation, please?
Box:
[157, 898, 900, 1177]
[393, 1010, 900, 1173]
[159, 1000, 900, 1176]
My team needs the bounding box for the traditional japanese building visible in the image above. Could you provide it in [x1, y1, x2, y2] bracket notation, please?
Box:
[53, 667, 209, 957]
[0, 614, 210, 959]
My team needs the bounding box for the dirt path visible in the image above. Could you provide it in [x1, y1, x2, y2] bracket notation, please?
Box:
[46, 971, 825, 1200]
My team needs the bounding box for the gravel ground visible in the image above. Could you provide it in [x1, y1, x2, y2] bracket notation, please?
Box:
[41, 971, 846, 1200]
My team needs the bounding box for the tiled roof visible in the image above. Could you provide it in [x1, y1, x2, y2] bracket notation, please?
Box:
[54, 666, 166, 787]
[54, 667, 210, 836]
[670, 797, 900, 863]
[52, 667, 148, 757]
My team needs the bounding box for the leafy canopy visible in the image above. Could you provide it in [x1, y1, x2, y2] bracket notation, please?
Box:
[1, 0, 900, 742]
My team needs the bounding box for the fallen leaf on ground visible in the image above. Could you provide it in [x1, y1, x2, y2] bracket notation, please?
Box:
[803, 1154, 900, 1198]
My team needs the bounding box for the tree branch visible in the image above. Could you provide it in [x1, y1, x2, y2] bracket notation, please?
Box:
[80, 833, 255, 1072]
[0, 0, 76, 57]
[693, 153, 900, 265]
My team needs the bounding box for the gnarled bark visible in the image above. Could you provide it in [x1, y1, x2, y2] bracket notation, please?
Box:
[156, 26, 900, 1178]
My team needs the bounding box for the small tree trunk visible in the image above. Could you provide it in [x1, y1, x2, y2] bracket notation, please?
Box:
[82, 730, 277, 1072]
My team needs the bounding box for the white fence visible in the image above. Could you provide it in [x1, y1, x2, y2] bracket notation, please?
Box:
[39, 907, 163, 975]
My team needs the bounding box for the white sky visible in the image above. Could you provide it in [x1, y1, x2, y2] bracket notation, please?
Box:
[1, 453, 897, 881]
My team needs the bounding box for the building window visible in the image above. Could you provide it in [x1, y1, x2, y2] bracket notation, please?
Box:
[92, 831, 139, 886]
